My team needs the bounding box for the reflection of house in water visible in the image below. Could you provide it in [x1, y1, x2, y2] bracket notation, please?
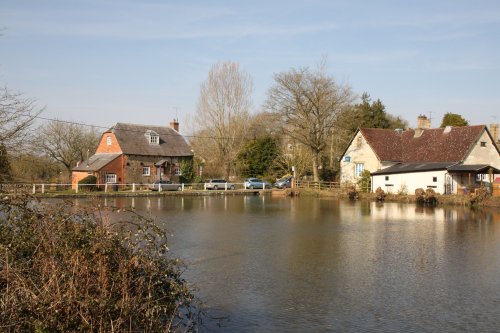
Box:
[340, 116, 500, 195]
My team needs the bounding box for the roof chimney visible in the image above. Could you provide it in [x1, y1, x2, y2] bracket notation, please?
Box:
[417, 115, 431, 129]
[489, 124, 499, 143]
[170, 119, 179, 132]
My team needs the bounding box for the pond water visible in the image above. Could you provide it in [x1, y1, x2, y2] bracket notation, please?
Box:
[64, 195, 500, 332]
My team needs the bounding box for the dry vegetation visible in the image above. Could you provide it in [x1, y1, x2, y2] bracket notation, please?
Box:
[0, 195, 196, 332]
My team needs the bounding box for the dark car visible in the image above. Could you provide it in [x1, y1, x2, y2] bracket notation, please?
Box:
[244, 178, 271, 189]
[274, 176, 293, 189]
[205, 179, 235, 190]
[149, 180, 182, 191]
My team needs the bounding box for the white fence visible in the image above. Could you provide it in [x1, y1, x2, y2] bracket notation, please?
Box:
[0, 181, 371, 195]
[0, 182, 267, 194]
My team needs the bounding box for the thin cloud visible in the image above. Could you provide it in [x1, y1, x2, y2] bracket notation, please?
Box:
[1, 2, 337, 40]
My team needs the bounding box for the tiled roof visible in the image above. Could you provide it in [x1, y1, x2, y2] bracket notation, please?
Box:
[72, 153, 121, 171]
[110, 123, 193, 157]
[360, 125, 486, 163]
[360, 128, 402, 161]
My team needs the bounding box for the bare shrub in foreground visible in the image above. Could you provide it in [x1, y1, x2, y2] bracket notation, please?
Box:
[0, 195, 195, 332]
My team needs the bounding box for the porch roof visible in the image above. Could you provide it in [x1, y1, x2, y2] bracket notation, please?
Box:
[447, 164, 500, 174]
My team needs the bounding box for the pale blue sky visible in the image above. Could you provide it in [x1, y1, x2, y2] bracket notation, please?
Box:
[1, 0, 499, 132]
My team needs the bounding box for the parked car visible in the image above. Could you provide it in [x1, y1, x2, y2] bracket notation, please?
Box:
[244, 178, 271, 189]
[149, 180, 182, 191]
[274, 176, 293, 189]
[205, 179, 235, 190]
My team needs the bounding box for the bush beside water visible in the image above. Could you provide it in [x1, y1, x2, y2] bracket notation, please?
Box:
[0, 195, 195, 332]
[77, 175, 98, 191]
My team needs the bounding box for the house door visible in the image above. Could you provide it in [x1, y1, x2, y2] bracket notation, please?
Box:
[445, 174, 453, 194]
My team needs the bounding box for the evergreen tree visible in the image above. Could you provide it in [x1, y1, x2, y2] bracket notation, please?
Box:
[238, 137, 280, 178]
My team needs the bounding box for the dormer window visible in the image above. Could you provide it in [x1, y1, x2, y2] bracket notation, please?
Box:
[106, 136, 112, 146]
[145, 130, 159, 145]
[150, 135, 159, 144]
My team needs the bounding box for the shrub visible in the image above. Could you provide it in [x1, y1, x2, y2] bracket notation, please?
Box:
[0, 195, 195, 332]
[415, 187, 437, 205]
[78, 175, 98, 191]
[346, 184, 359, 200]
[375, 187, 385, 201]
[357, 170, 371, 193]
[397, 184, 408, 196]
[469, 186, 489, 205]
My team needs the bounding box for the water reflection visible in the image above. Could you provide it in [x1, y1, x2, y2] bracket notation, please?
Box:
[53, 196, 500, 332]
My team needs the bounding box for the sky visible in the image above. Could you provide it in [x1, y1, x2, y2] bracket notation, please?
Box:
[1, 0, 500, 132]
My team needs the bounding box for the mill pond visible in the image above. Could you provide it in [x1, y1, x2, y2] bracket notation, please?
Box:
[53, 195, 500, 332]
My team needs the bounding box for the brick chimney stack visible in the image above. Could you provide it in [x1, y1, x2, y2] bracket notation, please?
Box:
[490, 124, 499, 143]
[417, 115, 431, 129]
[170, 119, 179, 132]
[415, 115, 431, 138]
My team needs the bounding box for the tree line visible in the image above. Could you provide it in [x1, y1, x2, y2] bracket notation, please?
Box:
[1, 60, 471, 184]
[190, 61, 409, 182]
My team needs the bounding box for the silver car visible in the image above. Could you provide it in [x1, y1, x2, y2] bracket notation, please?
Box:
[149, 180, 182, 191]
[205, 179, 235, 190]
[244, 178, 272, 189]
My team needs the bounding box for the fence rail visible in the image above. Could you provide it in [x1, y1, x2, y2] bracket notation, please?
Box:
[0, 181, 372, 195]
[1, 182, 271, 194]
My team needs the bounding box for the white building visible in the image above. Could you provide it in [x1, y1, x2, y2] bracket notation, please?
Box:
[340, 118, 500, 194]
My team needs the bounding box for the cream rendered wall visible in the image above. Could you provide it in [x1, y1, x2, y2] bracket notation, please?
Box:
[372, 170, 448, 194]
[463, 130, 500, 168]
[340, 132, 381, 184]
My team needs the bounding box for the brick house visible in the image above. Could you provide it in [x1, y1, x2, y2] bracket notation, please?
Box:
[71, 120, 193, 188]
[340, 117, 500, 194]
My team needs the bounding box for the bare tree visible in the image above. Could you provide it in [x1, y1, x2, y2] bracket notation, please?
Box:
[193, 61, 253, 179]
[0, 86, 42, 152]
[33, 121, 100, 178]
[265, 66, 353, 181]
[274, 142, 313, 179]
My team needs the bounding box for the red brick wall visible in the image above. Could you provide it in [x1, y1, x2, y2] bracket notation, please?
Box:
[96, 132, 123, 154]
[97, 155, 126, 185]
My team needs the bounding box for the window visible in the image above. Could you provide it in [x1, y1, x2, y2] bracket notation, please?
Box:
[106, 136, 112, 146]
[142, 166, 150, 176]
[433, 176, 437, 182]
[105, 173, 116, 183]
[480, 141, 486, 147]
[174, 166, 181, 175]
[149, 135, 159, 144]
[385, 176, 389, 181]
[355, 163, 364, 177]
[356, 137, 362, 148]
[145, 130, 160, 145]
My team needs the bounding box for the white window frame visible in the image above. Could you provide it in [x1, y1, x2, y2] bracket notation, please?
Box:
[174, 166, 181, 175]
[355, 163, 364, 177]
[142, 166, 151, 176]
[149, 135, 159, 144]
[106, 136, 112, 146]
[105, 173, 116, 183]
